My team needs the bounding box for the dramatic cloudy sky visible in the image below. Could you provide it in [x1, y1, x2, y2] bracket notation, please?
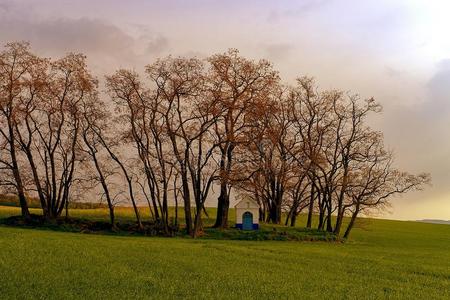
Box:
[1, 0, 449, 220]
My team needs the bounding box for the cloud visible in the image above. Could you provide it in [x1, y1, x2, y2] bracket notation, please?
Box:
[379, 59, 450, 207]
[263, 43, 294, 60]
[146, 35, 169, 55]
[385, 66, 405, 78]
[267, 0, 330, 22]
[0, 3, 170, 74]
[426, 59, 450, 117]
[0, 17, 133, 57]
[0, 1, 11, 12]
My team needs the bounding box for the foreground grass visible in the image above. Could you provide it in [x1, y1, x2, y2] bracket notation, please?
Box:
[0, 206, 449, 299]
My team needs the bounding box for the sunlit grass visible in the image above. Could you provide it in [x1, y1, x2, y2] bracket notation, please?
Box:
[0, 206, 449, 299]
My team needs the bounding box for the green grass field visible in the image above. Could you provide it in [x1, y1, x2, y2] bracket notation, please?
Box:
[0, 206, 449, 299]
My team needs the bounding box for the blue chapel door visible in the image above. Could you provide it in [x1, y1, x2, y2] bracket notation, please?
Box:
[242, 212, 253, 230]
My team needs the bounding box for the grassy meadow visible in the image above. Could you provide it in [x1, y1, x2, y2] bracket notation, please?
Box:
[0, 206, 449, 299]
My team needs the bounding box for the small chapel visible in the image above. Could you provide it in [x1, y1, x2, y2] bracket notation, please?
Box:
[234, 197, 260, 230]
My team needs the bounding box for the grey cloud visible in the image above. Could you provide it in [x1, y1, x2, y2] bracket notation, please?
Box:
[267, 0, 330, 22]
[146, 35, 169, 55]
[264, 43, 294, 60]
[0, 2, 9, 12]
[380, 60, 450, 201]
[0, 17, 134, 58]
[179, 50, 207, 59]
[426, 60, 450, 117]
[0, 0, 14, 12]
[0, 3, 170, 74]
[385, 66, 405, 78]
[383, 60, 450, 129]
[285, 0, 330, 16]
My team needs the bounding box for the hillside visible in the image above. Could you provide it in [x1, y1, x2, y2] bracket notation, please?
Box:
[419, 219, 450, 225]
[0, 206, 449, 299]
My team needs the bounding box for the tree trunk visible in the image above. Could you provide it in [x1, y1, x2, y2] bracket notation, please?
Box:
[318, 195, 325, 231]
[326, 194, 333, 232]
[268, 201, 282, 224]
[101, 139, 142, 230]
[259, 207, 265, 222]
[23, 149, 47, 217]
[285, 209, 291, 226]
[181, 169, 193, 235]
[344, 205, 359, 239]
[334, 164, 349, 235]
[92, 152, 116, 229]
[334, 210, 344, 236]
[290, 211, 297, 227]
[8, 124, 30, 219]
[269, 204, 276, 224]
[213, 181, 229, 228]
[306, 183, 315, 228]
[65, 198, 69, 219]
[125, 177, 143, 230]
[173, 182, 179, 227]
[192, 208, 203, 238]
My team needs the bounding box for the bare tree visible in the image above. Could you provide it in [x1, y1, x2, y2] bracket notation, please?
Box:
[286, 77, 334, 228]
[208, 49, 279, 228]
[93, 116, 144, 231]
[106, 69, 177, 233]
[146, 57, 220, 236]
[342, 136, 431, 238]
[80, 93, 118, 228]
[16, 53, 97, 219]
[0, 42, 40, 219]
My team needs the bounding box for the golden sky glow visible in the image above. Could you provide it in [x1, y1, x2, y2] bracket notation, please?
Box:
[1, 0, 449, 220]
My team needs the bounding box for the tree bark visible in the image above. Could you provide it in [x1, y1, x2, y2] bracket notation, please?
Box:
[306, 182, 315, 228]
[326, 194, 333, 232]
[91, 150, 115, 228]
[213, 181, 229, 228]
[181, 168, 193, 235]
[343, 204, 360, 239]
[8, 123, 30, 219]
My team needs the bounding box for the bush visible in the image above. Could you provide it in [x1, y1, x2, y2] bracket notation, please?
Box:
[202, 226, 340, 242]
[0, 215, 179, 237]
[0, 194, 107, 209]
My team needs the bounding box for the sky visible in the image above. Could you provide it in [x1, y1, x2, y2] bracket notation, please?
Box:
[1, 0, 449, 220]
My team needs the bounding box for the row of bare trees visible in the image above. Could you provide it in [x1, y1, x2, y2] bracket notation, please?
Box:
[239, 77, 430, 237]
[0, 42, 430, 238]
